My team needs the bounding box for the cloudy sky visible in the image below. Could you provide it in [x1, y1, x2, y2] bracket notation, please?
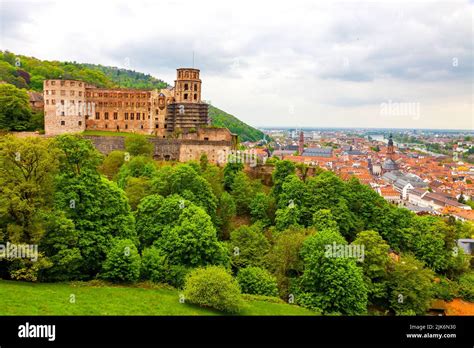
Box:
[1, 0, 472, 130]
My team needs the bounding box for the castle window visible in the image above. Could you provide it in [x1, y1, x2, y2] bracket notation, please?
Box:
[113, 112, 118, 120]
[184, 94, 188, 100]
[61, 90, 66, 96]
[137, 114, 140, 120]
[194, 94, 197, 100]
[51, 81, 56, 86]
[95, 112, 100, 120]
[51, 90, 56, 95]
[61, 100, 65, 105]
[61, 121, 65, 125]
[45, 90, 49, 95]
[140, 125, 144, 129]
[105, 124, 108, 128]
[155, 124, 159, 128]
[194, 84, 197, 91]
[61, 111, 65, 116]
[125, 113, 129, 120]
[125, 124, 128, 129]
[116, 125, 119, 130]
[104, 112, 109, 120]
[130, 113, 134, 120]
[79, 91, 82, 97]
[79, 82, 82, 87]
[184, 83, 189, 91]
[78, 121, 82, 126]
[60, 81, 65, 86]
[99, 93, 103, 97]
[70, 90, 75, 96]
[52, 99, 56, 105]
[104, 93, 108, 98]
[71, 82, 75, 86]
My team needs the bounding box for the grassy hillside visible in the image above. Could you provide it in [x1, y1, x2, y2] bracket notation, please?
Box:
[0, 280, 315, 316]
[0, 50, 264, 142]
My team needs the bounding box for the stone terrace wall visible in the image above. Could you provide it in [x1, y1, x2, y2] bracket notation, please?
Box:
[84, 135, 233, 163]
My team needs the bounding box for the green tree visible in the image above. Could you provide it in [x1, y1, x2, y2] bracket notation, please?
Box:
[0, 136, 59, 243]
[168, 164, 217, 219]
[156, 204, 229, 268]
[223, 160, 244, 190]
[124, 177, 152, 211]
[0, 83, 32, 130]
[116, 155, 157, 188]
[54, 134, 103, 175]
[237, 267, 279, 296]
[228, 225, 270, 270]
[352, 230, 390, 305]
[266, 226, 312, 297]
[230, 171, 255, 215]
[249, 192, 274, 226]
[100, 239, 141, 283]
[297, 229, 368, 314]
[387, 254, 434, 315]
[216, 192, 236, 239]
[39, 211, 83, 281]
[125, 134, 153, 157]
[99, 150, 126, 180]
[312, 209, 339, 231]
[272, 160, 296, 198]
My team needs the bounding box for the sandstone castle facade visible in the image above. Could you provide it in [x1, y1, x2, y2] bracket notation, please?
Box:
[43, 68, 238, 163]
[44, 68, 211, 136]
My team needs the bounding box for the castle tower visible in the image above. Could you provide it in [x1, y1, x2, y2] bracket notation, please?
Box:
[166, 68, 208, 133]
[174, 68, 202, 103]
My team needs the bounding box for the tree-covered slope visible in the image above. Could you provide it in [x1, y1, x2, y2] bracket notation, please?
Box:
[0, 50, 264, 141]
[209, 105, 264, 142]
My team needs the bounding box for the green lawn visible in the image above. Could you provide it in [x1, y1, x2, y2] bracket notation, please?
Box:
[0, 280, 316, 316]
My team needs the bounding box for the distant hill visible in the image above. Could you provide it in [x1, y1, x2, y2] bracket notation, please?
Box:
[0, 50, 264, 142]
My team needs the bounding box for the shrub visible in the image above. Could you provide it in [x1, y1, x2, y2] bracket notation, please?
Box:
[458, 271, 474, 302]
[237, 267, 279, 296]
[140, 247, 191, 288]
[101, 239, 141, 283]
[140, 247, 167, 282]
[183, 266, 243, 313]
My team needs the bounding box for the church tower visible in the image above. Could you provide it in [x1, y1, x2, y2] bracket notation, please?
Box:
[387, 133, 394, 157]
